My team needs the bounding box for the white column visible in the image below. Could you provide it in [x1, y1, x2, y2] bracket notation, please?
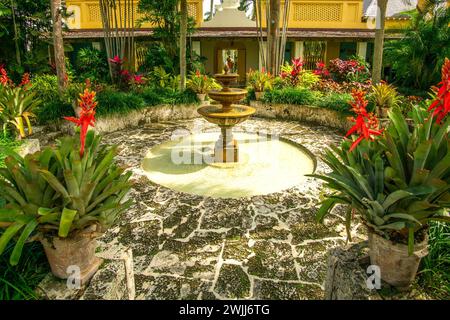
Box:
[192, 41, 201, 56]
[357, 42, 368, 60]
[294, 41, 304, 59]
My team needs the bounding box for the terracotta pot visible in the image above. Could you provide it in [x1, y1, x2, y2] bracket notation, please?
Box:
[368, 230, 428, 289]
[40, 226, 103, 285]
[254, 91, 264, 101]
[196, 93, 207, 102]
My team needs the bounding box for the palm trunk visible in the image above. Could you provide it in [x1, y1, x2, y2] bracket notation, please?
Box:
[51, 0, 67, 94]
[179, 0, 188, 90]
[268, 0, 280, 75]
[10, 0, 21, 66]
[372, 0, 388, 86]
[267, 0, 281, 74]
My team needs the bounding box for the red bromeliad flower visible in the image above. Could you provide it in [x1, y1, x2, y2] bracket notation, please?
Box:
[195, 69, 201, 77]
[133, 74, 145, 85]
[0, 67, 11, 86]
[20, 73, 30, 87]
[109, 55, 123, 65]
[428, 58, 450, 124]
[345, 89, 383, 152]
[64, 88, 98, 157]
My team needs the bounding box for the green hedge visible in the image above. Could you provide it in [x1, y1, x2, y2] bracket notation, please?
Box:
[262, 88, 321, 105]
[259, 88, 362, 114]
[96, 89, 146, 116]
[140, 88, 198, 106]
[316, 92, 352, 113]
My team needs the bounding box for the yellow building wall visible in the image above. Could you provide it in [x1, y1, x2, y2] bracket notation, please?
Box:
[65, 0, 203, 29]
[260, 0, 367, 29]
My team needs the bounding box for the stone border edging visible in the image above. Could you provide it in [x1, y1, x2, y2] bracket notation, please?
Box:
[51, 103, 201, 135]
[250, 101, 353, 132]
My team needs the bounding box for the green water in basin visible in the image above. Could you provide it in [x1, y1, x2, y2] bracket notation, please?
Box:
[142, 132, 315, 199]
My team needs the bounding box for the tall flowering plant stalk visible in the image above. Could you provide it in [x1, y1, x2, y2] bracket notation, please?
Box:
[428, 58, 450, 124]
[309, 59, 450, 256]
[345, 89, 383, 151]
[64, 88, 97, 157]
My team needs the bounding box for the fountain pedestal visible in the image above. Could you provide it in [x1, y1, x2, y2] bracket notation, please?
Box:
[197, 72, 255, 163]
[215, 127, 238, 163]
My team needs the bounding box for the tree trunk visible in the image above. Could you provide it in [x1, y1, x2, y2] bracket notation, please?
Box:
[51, 0, 67, 94]
[372, 0, 388, 86]
[268, 0, 280, 75]
[179, 0, 188, 90]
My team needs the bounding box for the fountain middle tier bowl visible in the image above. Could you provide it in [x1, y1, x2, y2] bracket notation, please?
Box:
[197, 104, 256, 127]
[208, 88, 248, 104]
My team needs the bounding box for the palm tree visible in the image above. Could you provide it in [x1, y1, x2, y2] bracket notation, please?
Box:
[179, 0, 187, 90]
[372, 0, 412, 85]
[50, 0, 67, 94]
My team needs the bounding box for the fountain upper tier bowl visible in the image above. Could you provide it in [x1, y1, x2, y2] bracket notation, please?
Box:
[214, 73, 241, 89]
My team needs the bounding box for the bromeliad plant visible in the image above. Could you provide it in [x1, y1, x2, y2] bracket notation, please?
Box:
[0, 68, 40, 139]
[0, 87, 132, 266]
[246, 68, 273, 93]
[370, 81, 401, 117]
[186, 70, 221, 94]
[310, 59, 450, 254]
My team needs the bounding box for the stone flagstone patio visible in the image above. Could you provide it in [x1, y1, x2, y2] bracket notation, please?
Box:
[39, 117, 366, 300]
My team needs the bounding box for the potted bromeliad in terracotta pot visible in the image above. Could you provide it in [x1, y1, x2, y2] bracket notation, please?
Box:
[186, 70, 221, 102]
[311, 59, 450, 289]
[247, 68, 272, 101]
[0, 87, 132, 284]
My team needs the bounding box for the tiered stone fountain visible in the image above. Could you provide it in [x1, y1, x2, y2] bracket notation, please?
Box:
[197, 70, 256, 163]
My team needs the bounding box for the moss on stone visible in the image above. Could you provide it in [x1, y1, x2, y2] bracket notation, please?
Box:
[214, 264, 251, 299]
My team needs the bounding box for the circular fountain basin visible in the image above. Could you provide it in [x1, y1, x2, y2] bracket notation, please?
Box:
[197, 105, 256, 126]
[141, 132, 316, 198]
[208, 88, 247, 103]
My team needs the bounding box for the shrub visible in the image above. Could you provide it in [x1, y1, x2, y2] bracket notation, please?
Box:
[35, 100, 74, 124]
[419, 221, 450, 299]
[299, 70, 320, 89]
[75, 48, 109, 83]
[317, 92, 352, 113]
[30, 74, 59, 101]
[31, 75, 75, 124]
[96, 88, 145, 116]
[187, 71, 221, 94]
[246, 69, 272, 92]
[262, 88, 321, 105]
[328, 57, 371, 83]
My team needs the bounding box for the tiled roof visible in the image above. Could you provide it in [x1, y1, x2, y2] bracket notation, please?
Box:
[63, 28, 405, 40]
[363, 0, 418, 17]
